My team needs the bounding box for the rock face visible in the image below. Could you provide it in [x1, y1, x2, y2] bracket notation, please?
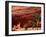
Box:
[12, 6, 41, 30]
[12, 6, 41, 16]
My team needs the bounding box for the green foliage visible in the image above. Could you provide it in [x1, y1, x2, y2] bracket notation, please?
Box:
[32, 21, 36, 27]
[32, 14, 41, 19]
[32, 14, 41, 27]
